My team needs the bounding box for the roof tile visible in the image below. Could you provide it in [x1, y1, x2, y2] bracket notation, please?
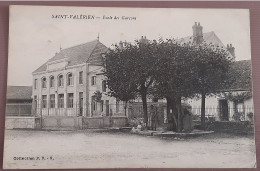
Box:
[6, 86, 32, 100]
[33, 40, 107, 73]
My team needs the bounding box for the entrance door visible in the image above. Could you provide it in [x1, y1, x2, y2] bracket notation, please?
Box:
[106, 100, 109, 116]
[79, 92, 83, 116]
[219, 99, 229, 121]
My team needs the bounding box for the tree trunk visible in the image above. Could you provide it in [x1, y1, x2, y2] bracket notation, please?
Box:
[140, 84, 148, 127]
[166, 96, 177, 132]
[201, 92, 206, 130]
[166, 97, 173, 131]
[175, 96, 183, 132]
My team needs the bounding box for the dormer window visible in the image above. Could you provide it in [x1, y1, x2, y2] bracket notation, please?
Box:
[50, 76, 55, 88]
[67, 73, 73, 86]
[58, 75, 64, 87]
[42, 77, 47, 88]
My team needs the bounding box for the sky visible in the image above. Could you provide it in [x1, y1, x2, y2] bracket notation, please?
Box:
[7, 5, 251, 86]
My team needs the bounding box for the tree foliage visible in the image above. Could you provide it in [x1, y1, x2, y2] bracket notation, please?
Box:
[104, 38, 233, 132]
[104, 43, 138, 103]
[93, 90, 102, 102]
[223, 91, 252, 102]
[191, 43, 234, 95]
[190, 42, 234, 129]
[104, 40, 159, 123]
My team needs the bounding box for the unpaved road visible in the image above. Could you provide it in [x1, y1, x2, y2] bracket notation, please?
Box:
[3, 130, 256, 169]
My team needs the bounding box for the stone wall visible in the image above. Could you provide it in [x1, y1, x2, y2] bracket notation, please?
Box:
[5, 117, 40, 129]
[41, 116, 83, 130]
[213, 121, 253, 134]
[83, 116, 127, 129]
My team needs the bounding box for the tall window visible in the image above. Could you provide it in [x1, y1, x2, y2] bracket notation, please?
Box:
[34, 79, 38, 89]
[91, 76, 96, 86]
[42, 77, 47, 88]
[79, 71, 83, 84]
[58, 75, 64, 87]
[67, 73, 73, 86]
[102, 80, 107, 92]
[42, 95, 47, 108]
[68, 93, 74, 108]
[58, 94, 64, 108]
[50, 94, 55, 108]
[50, 76, 55, 88]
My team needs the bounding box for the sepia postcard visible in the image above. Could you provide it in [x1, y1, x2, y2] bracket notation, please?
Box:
[3, 5, 256, 169]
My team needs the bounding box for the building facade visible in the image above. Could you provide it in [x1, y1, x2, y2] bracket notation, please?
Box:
[32, 40, 126, 118]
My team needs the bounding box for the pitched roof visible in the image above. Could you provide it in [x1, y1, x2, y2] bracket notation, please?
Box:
[225, 60, 252, 91]
[6, 86, 32, 100]
[33, 40, 108, 73]
[178, 31, 226, 48]
[178, 31, 236, 60]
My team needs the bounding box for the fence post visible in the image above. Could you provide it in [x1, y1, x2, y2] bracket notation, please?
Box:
[47, 103, 49, 116]
[18, 103, 20, 116]
[40, 100, 43, 129]
[76, 103, 78, 117]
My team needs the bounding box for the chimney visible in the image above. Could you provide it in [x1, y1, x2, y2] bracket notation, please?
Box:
[227, 43, 235, 58]
[119, 41, 123, 49]
[192, 22, 203, 45]
[139, 36, 149, 44]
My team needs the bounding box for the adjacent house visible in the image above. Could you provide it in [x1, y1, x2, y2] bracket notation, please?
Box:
[6, 86, 32, 116]
[6, 86, 32, 104]
[185, 59, 253, 121]
[181, 22, 253, 121]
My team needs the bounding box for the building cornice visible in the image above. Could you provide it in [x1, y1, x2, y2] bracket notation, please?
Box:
[32, 63, 87, 76]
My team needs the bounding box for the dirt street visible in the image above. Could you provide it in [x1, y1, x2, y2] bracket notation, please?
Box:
[3, 130, 256, 169]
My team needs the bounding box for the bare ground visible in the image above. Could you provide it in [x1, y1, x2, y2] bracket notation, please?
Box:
[3, 129, 256, 169]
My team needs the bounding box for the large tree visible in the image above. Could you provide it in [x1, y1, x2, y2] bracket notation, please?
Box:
[152, 40, 198, 132]
[134, 39, 158, 126]
[104, 40, 158, 120]
[191, 43, 234, 129]
[104, 43, 138, 116]
[105, 38, 233, 131]
[152, 40, 233, 132]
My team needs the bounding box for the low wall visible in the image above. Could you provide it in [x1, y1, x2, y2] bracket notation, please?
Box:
[111, 117, 127, 127]
[83, 116, 127, 129]
[42, 116, 83, 130]
[5, 116, 41, 129]
[213, 121, 253, 134]
[5, 116, 126, 130]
